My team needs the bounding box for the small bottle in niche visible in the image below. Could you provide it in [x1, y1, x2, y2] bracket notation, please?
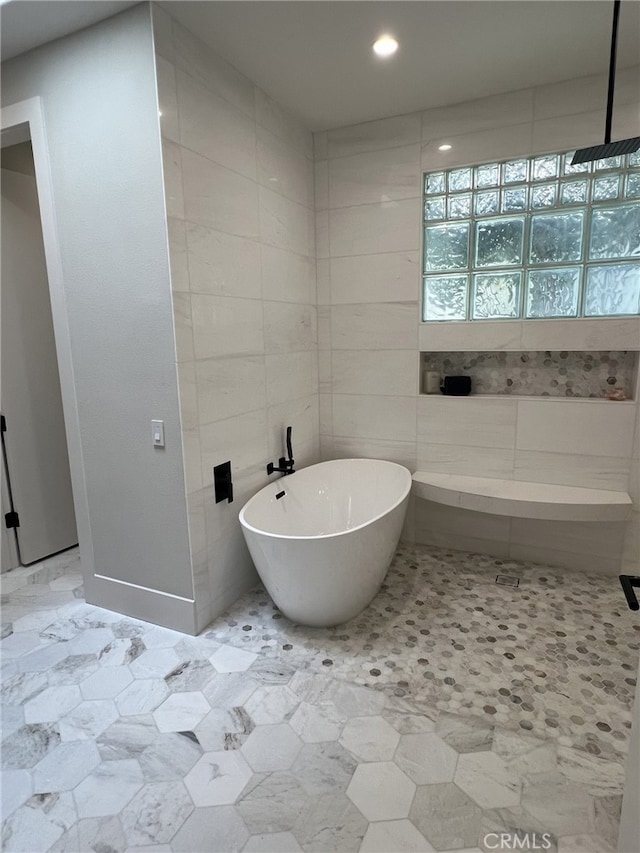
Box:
[424, 360, 441, 394]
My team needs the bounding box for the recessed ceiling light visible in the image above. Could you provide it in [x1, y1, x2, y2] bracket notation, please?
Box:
[438, 144, 452, 151]
[373, 35, 399, 58]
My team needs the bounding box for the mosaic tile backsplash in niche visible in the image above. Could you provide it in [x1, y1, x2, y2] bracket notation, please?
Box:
[422, 350, 636, 398]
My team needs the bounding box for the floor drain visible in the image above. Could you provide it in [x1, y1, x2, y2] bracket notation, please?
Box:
[496, 574, 519, 587]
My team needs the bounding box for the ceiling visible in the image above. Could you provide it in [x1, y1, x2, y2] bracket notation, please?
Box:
[2, 1, 639, 131]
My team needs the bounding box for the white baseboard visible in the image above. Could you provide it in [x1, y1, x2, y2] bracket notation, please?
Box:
[87, 573, 197, 634]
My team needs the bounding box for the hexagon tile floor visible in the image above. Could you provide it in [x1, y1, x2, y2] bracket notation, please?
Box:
[1, 543, 638, 853]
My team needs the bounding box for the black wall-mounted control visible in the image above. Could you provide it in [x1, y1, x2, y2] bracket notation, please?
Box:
[214, 461, 233, 504]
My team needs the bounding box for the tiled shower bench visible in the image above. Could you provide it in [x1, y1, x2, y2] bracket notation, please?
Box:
[411, 472, 632, 522]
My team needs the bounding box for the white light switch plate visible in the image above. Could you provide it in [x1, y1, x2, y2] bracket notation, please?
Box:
[151, 419, 165, 447]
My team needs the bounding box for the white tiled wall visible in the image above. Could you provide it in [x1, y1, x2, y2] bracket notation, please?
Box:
[316, 66, 640, 576]
[154, 7, 319, 630]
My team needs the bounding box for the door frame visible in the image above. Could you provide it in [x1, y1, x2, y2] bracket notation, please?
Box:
[1, 96, 94, 579]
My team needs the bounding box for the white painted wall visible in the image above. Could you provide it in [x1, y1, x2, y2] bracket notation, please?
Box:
[1, 4, 196, 630]
[153, 6, 319, 630]
[314, 67, 640, 575]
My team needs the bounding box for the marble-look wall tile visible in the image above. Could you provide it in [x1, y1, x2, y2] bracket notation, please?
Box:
[255, 88, 313, 159]
[519, 318, 640, 352]
[328, 144, 421, 208]
[199, 410, 268, 487]
[329, 198, 420, 257]
[315, 210, 330, 259]
[205, 527, 258, 607]
[259, 186, 313, 256]
[314, 131, 328, 160]
[173, 22, 255, 118]
[333, 395, 417, 442]
[513, 450, 632, 492]
[152, 5, 174, 63]
[160, 6, 319, 627]
[415, 500, 512, 547]
[508, 542, 621, 576]
[533, 66, 640, 120]
[414, 526, 512, 559]
[418, 397, 517, 449]
[261, 246, 314, 305]
[172, 292, 194, 362]
[162, 140, 184, 220]
[177, 70, 257, 180]
[177, 362, 199, 431]
[621, 508, 639, 571]
[419, 321, 522, 352]
[156, 56, 179, 144]
[187, 495, 207, 558]
[317, 306, 331, 351]
[531, 109, 611, 157]
[267, 395, 319, 460]
[331, 303, 418, 350]
[330, 252, 420, 305]
[191, 295, 264, 360]
[266, 351, 315, 406]
[181, 149, 259, 239]
[264, 302, 315, 354]
[186, 223, 261, 300]
[421, 122, 533, 171]
[331, 350, 417, 396]
[533, 101, 640, 155]
[257, 124, 312, 208]
[168, 218, 189, 292]
[417, 443, 515, 479]
[196, 356, 266, 425]
[319, 393, 332, 434]
[515, 400, 636, 458]
[314, 159, 329, 211]
[315, 258, 331, 306]
[422, 88, 535, 142]
[510, 518, 625, 561]
[628, 456, 639, 501]
[181, 428, 203, 496]
[331, 436, 417, 472]
[327, 113, 422, 159]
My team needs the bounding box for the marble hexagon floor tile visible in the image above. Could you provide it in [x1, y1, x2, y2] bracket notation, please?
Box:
[0, 544, 636, 852]
[207, 542, 639, 762]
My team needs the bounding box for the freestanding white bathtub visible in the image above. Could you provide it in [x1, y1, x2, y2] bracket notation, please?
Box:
[238, 459, 411, 627]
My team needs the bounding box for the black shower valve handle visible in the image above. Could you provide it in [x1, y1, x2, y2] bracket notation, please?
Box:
[619, 575, 640, 611]
[286, 425, 293, 464]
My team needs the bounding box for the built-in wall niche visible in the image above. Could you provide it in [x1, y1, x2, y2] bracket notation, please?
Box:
[420, 350, 638, 399]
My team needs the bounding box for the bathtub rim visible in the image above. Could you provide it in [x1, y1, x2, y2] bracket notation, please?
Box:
[238, 458, 412, 542]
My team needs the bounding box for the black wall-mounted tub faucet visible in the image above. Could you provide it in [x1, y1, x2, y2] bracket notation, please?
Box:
[267, 425, 295, 476]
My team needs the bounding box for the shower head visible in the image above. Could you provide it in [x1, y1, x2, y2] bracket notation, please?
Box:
[571, 0, 640, 166]
[571, 137, 640, 165]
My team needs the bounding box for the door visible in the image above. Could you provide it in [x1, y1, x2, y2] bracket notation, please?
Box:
[1, 154, 77, 564]
[1, 453, 19, 572]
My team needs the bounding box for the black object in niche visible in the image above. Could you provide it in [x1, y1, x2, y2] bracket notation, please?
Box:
[214, 461, 233, 504]
[441, 375, 472, 396]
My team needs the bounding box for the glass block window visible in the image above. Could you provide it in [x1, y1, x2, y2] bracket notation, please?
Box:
[422, 150, 640, 321]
